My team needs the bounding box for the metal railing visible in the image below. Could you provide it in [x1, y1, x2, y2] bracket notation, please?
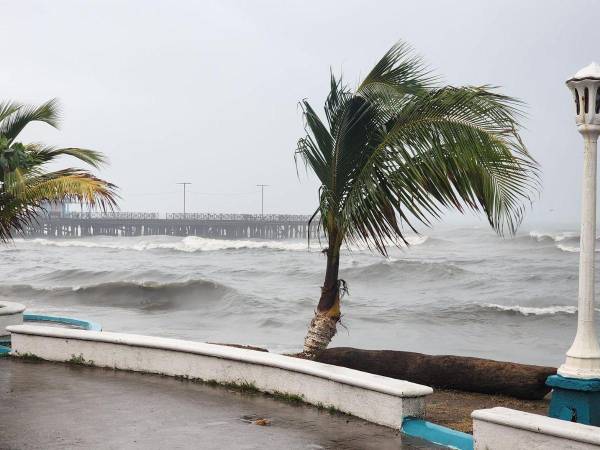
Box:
[50, 212, 313, 222]
[60, 212, 161, 220]
[165, 213, 312, 222]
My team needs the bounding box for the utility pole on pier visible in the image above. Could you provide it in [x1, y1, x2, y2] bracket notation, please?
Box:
[256, 184, 269, 217]
[177, 182, 191, 215]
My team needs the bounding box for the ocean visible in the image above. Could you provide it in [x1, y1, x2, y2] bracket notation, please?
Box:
[1, 225, 597, 367]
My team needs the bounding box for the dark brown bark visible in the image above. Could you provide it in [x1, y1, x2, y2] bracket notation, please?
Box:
[317, 347, 555, 400]
[317, 239, 341, 314]
[301, 235, 342, 359]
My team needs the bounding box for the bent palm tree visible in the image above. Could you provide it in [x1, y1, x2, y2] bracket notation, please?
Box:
[0, 99, 117, 241]
[296, 42, 539, 359]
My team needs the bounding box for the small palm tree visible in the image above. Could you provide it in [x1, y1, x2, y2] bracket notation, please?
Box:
[0, 99, 117, 241]
[296, 42, 539, 359]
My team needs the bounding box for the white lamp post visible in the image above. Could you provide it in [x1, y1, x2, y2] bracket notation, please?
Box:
[558, 62, 600, 380]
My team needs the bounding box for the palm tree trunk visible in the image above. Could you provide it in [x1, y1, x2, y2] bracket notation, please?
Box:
[302, 242, 341, 359]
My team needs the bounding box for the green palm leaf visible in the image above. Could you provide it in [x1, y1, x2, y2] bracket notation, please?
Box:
[297, 44, 539, 256]
[0, 98, 118, 241]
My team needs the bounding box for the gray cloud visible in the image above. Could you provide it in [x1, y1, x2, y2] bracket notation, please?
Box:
[2, 0, 597, 227]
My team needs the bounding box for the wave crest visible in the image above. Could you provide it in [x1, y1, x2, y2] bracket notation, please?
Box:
[12, 235, 428, 254]
[527, 230, 600, 253]
[529, 230, 579, 242]
[17, 237, 315, 253]
[1, 279, 232, 311]
[481, 303, 583, 316]
[344, 258, 468, 280]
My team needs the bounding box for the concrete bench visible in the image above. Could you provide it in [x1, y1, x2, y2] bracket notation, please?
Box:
[472, 407, 600, 449]
[7, 324, 432, 429]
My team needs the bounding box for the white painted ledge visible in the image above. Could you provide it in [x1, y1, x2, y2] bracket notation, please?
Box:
[0, 301, 25, 337]
[8, 324, 432, 428]
[472, 407, 600, 449]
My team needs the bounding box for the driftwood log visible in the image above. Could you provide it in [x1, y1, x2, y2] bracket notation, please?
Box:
[317, 347, 556, 400]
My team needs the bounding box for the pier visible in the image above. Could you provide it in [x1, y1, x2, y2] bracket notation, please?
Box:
[22, 212, 317, 240]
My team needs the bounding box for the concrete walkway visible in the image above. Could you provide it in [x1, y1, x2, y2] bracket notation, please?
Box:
[0, 358, 440, 449]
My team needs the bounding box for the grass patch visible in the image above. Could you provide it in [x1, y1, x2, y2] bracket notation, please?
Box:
[272, 391, 305, 404]
[220, 380, 260, 394]
[68, 353, 93, 365]
[171, 376, 315, 408]
[173, 375, 259, 394]
[171, 374, 346, 415]
[316, 402, 344, 415]
[14, 352, 43, 361]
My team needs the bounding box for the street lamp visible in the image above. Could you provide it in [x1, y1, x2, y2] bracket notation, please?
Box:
[547, 62, 600, 426]
[559, 62, 600, 380]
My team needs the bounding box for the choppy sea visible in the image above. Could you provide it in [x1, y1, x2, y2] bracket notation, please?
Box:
[2, 225, 598, 367]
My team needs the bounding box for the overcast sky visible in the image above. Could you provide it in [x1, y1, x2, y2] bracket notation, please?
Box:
[3, 0, 599, 227]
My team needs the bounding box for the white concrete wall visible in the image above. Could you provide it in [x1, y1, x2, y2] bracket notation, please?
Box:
[472, 407, 600, 449]
[0, 302, 25, 337]
[8, 325, 432, 429]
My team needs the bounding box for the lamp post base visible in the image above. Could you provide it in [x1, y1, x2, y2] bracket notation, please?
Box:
[546, 375, 600, 426]
[558, 356, 600, 379]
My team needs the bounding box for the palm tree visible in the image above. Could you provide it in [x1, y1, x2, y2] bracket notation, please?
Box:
[295, 42, 539, 359]
[0, 99, 117, 241]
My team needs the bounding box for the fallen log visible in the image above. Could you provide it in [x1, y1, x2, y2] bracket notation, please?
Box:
[317, 347, 556, 400]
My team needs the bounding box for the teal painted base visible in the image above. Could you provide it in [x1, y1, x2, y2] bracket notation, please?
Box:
[23, 314, 102, 332]
[402, 417, 473, 450]
[546, 374, 600, 426]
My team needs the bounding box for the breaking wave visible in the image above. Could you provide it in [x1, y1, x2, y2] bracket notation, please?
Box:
[556, 244, 580, 253]
[0, 279, 233, 311]
[529, 231, 579, 242]
[527, 230, 600, 253]
[422, 302, 595, 319]
[14, 237, 314, 252]
[344, 258, 468, 280]
[11, 235, 428, 254]
[480, 303, 583, 316]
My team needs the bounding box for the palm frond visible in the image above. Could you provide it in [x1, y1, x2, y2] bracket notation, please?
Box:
[17, 169, 118, 210]
[0, 101, 22, 124]
[0, 98, 60, 144]
[0, 98, 117, 241]
[297, 41, 540, 256]
[25, 144, 107, 168]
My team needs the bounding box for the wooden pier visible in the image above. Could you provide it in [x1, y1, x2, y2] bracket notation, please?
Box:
[22, 212, 318, 240]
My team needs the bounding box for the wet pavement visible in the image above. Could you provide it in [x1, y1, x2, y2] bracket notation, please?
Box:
[0, 357, 441, 449]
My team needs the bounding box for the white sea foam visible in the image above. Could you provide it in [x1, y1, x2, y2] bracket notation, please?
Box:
[482, 303, 600, 316]
[555, 244, 600, 253]
[529, 230, 579, 242]
[557, 244, 580, 253]
[12, 235, 428, 253]
[527, 230, 600, 253]
[18, 237, 315, 252]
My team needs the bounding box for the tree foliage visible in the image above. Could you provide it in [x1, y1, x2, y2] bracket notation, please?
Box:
[296, 42, 539, 255]
[0, 99, 117, 241]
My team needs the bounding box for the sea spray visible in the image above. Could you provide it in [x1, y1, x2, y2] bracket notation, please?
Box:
[13, 234, 428, 253]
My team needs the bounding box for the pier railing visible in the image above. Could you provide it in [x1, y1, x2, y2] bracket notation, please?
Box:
[57, 212, 313, 222]
[30, 211, 318, 239]
[165, 213, 312, 222]
[60, 212, 161, 220]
